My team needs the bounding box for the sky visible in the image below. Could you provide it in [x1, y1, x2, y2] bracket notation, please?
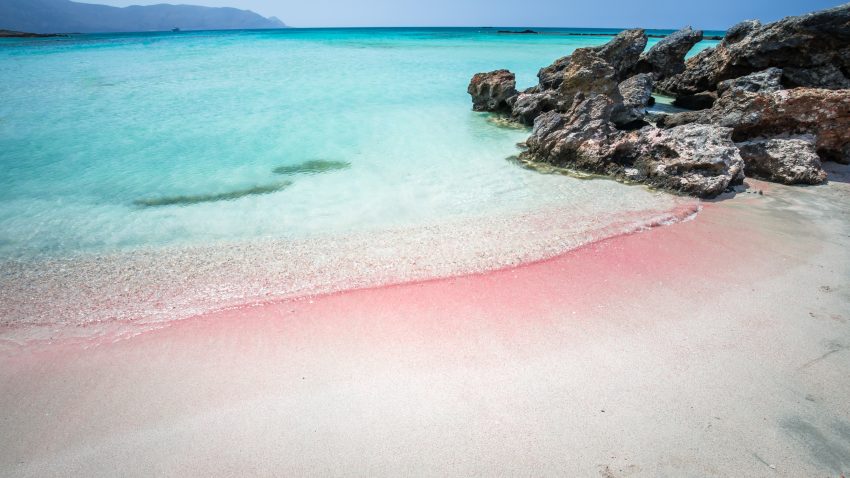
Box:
[86, 0, 848, 30]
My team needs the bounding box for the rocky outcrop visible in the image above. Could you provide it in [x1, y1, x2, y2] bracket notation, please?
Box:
[634, 26, 704, 80]
[660, 83, 850, 164]
[468, 69, 518, 113]
[536, 28, 648, 90]
[467, 5, 848, 196]
[658, 4, 850, 95]
[736, 136, 827, 184]
[538, 56, 572, 90]
[520, 101, 744, 198]
[620, 124, 745, 197]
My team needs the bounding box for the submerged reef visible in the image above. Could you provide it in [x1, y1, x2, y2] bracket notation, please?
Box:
[469, 4, 850, 197]
[134, 159, 350, 208]
[134, 181, 292, 207]
[272, 159, 351, 176]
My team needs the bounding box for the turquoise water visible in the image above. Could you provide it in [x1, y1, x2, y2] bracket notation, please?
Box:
[0, 28, 716, 259]
[0, 29, 715, 339]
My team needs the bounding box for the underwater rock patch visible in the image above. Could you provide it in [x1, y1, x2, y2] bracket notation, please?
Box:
[272, 160, 351, 176]
[134, 181, 292, 207]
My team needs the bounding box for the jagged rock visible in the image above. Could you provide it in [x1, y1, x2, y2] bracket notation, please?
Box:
[558, 49, 622, 113]
[536, 28, 648, 90]
[620, 123, 745, 197]
[716, 67, 783, 95]
[736, 136, 827, 184]
[658, 4, 850, 95]
[520, 96, 744, 197]
[470, 6, 846, 194]
[614, 73, 653, 125]
[634, 26, 704, 80]
[538, 56, 572, 90]
[592, 28, 648, 80]
[522, 95, 621, 172]
[782, 65, 850, 89]
[467, 69, 518, 113]
[511, 90, 560, 125]
[661, 87, 850, 164]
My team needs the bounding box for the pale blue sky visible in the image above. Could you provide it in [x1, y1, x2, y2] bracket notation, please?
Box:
[88, 0, 847, 29]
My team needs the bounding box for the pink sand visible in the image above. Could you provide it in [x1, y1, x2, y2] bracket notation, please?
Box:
[2, 173, 850, 476]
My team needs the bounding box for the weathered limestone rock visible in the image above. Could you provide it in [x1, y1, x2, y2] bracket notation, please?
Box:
[537, 56, 572, 90]
[716, 67, 783, 95]
[620, 123, 745, 197]
[736, 136, 827, 184]
[658, 4, 850, 95]
[557, 48, 622, 113]
[614, 73, 654, 125]
[469, 5, 847, 195]
[634, 26, 704, 80]
[520, 96, 744, 198]
[661, 86, 850, 164]
[592, 28, 648, 80]
[511, 90, 559, 125]
[467, 69, 518, 113]
[536, 28, 648, 90]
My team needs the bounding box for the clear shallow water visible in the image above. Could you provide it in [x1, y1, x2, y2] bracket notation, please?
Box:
[0, 28, 712, 340]
[0, 28, 716, 259]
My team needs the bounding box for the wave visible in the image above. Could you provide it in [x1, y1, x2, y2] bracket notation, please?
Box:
[0, 198, 699, 350]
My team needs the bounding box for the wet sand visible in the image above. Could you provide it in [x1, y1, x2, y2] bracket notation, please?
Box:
[1, 166, 849, 477]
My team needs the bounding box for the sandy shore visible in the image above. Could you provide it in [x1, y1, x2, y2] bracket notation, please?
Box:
[2, 165, 849, 477]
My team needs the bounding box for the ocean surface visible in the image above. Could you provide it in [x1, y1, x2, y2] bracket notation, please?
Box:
[0, 28, 715, 343]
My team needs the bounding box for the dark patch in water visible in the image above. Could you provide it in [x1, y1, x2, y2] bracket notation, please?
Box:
[273, 160, 350, 176]
[134, 181, 292, 207]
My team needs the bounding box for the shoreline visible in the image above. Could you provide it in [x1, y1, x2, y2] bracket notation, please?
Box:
[0, 192, 697, 349]
[2, 165, 849, 475]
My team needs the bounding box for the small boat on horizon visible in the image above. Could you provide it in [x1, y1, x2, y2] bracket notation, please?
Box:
[172, 27, 180, 32]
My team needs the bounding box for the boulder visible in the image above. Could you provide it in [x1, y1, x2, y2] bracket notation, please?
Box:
[727, 88, 850, 164]
[716, 67, 783, 95]
[557, 48, 622, 113]
[536, 28, 648, 90]
[782, 65, 850, 89]
[538, 56, 572, 90]
[663, 87, 850, 164]
[522, 95, 621, 172]
[614, 73, 654, 125]
[736, 136, 827, 184]
[467, 69, 518, 113]
[511, 90, 560, 125]
[634, 26, 704, 80]
[520, 96, 744, 198]
[592, 28, 648, 80]
[621, 123, 745, 197]
[658, 4, 850, 95]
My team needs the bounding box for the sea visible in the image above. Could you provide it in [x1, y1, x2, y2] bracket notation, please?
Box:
[0, 28, 719, 344]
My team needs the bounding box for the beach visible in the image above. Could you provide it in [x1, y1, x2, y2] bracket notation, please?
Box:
[2, 164, 849, 477]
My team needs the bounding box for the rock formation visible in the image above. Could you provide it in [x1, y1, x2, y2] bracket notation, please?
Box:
[633, 26, 704, 81]
[467, 69, 517, 113]
[467, 4, 850, 196]
[660, 71, 850, 168]
[736, 136, 827, 185]
[658, 4, 850, 95]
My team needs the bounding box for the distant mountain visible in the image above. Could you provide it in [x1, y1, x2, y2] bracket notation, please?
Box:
[0, 0, 286, 34]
